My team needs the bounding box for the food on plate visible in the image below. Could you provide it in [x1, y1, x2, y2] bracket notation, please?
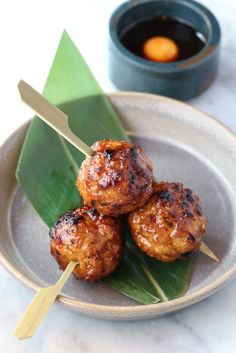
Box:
[50, 206, 123, 281]
[50, 139, 208, 281]
[77, 139, 153, 216]
[128, 182, 207, 262]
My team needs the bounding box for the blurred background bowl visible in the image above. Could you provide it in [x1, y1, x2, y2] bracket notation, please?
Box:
[109, 0, 221, 100]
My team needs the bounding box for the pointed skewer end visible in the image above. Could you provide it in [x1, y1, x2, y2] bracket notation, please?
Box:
[199, 242, 220, 262]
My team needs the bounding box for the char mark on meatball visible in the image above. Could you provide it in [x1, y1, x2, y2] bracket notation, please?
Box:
[104, 149, 115, 159]
[128, 182, 207, 263]
[50, 206, 123, 281]
[183, 210, 193, 218]
[156, 190, 175, 203]
[185, 188, 195, 203]
[76, 140, 154, 216]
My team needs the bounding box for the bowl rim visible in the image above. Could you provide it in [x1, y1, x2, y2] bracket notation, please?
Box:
[0, 91, 236, 318]
[109, 0, 221, 74]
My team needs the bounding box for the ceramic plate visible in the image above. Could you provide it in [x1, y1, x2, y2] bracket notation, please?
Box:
[0, 92, 236, 320]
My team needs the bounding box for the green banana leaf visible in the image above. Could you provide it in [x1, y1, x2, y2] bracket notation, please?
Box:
[16, 30, 192, 304]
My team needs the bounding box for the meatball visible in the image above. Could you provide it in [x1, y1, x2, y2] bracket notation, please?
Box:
[77, 140, 153, 216]
[50, 207, 123, 281]
[128, 182, 207, 262]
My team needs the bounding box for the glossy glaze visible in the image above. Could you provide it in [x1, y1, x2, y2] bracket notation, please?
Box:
[129, 182, 206, 262]
[50, 206, 123, 281]
[77, 140, 153, 216]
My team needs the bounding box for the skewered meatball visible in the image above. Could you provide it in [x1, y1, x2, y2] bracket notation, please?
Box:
[128, 182, 207, 262]
[50, 207, 123, 281]
[77, 140, 153, 216]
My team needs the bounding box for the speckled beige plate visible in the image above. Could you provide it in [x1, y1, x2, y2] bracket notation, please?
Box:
[0, 92, 236, 320]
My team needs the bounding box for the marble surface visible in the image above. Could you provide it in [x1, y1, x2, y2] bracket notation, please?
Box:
[0, 0, 235, 352]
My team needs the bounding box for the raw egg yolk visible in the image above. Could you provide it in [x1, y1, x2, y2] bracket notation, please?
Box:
[142, 36, 180, 63]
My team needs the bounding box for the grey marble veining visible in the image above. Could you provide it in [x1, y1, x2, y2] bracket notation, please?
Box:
[0, 0, 236, 352]
[2, 264, 236, 353]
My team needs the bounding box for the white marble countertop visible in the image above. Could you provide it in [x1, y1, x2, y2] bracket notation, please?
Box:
[0, 0, 236, 352]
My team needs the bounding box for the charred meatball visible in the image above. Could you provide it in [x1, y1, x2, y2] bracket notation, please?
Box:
[77, 140, 153, 216]
[50, 207, 123, 281]
[128, 182, 207, 262]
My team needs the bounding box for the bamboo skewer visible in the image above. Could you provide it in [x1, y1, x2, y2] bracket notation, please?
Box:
[199, 242, 219, 262]
[13, 260, 78, 340]
[18, 80, 92, 158]
[14, 80, 219, 340]
[13, 243, 217, 339]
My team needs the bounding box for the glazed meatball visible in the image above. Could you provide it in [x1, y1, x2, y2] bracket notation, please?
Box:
[128, 182, 207, 262]
[77, 140, 153, 216]
[50, 207, 123, 281]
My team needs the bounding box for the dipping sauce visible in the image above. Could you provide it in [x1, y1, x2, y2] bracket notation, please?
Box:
[120, 16, 206, 62]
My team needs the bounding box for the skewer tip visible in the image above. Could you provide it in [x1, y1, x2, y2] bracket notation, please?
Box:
[199, 242, 220, 262]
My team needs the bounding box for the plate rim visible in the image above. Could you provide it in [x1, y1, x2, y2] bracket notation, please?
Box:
[1, 91, 236, 319]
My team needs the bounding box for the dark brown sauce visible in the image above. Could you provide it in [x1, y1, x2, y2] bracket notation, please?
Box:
[120, 16, 206, 62]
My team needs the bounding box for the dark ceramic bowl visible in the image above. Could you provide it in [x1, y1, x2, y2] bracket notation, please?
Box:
[109, 0, 221, 100]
